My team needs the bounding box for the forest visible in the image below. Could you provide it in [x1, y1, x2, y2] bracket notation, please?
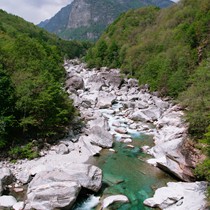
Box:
[86, 0, 210, 189]
[0, 9, 90, 158]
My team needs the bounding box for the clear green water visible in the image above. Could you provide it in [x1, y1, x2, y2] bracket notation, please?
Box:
[87, 133, 175, 210]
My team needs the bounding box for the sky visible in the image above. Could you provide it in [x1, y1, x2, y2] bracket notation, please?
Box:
[0, 0, 179, 25]
[0, 0, 73, 24]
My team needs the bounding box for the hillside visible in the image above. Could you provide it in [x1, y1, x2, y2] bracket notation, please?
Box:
[39, 0, 174, 41]
[86, 0, 210, 185]
[0, 9, 89, 157]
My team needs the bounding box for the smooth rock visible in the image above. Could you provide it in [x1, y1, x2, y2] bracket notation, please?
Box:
[28, 164, 102, 193]
[79, 136, 102, 156]
[0, 168, 14, 194]
[144, 182, 208, 210]
[13, 201, 24, 210]
[56, 143, 69, 155]
[88, 126, 113, 148]
[87, 115, 109, 130]
[25, 180, 80, 210]
[114, 127, 127, 134]
[0, 195, 17, 208]
[130, 110, 151, 122]
[66, 75, 84, 90]
[0, 168, 14, 186]
[102, 195, 129, 209]
[99, 71, 123, 88]
[122, 138, 132, 143]
[96, 92, 116, 109]
[13, 187, 24, 193]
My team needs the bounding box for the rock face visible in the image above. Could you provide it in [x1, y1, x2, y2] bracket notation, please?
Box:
[39, 0, 174, 41]
[144, 182, 208, 210]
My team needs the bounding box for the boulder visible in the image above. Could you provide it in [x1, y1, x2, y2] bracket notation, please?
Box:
[88, 126, 113, 148]
[156, 155, 194, 182]
[56, 143, 69, 155]
[61, 164, 102, 191]
[114, 127, 127, 134]
[0, 195, 17, 208]
[28, 164, 102, 193]
[96, 92, 116, 109]
[0, 168, 14, 186]
[13, 201, 24, 210]
[144, 182, 208, 210]
[87, 115, 109, 130]
[80, 136, 102, 156]
[99, 72, 124, 88]
[121, 138, 132, 143]
[130, 110, 151, 122]
[25, 165, 104, 209]
[128, 78, 138, 87]
[80, 92, 98, 107]
[0, 168, 14, 194]
[66, 75, 84, 90]
[86, 74, 106, 91]
[102, 195, 129, 209]
[25, 180, 80, 210]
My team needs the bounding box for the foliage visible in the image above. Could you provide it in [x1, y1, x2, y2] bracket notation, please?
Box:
[194, 125, 210, 199]
[179, 58, 210, 138]
[0, 9, 87, 154]
[9, 142, 39, 160]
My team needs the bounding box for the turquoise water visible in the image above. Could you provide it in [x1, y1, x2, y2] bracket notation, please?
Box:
[76, 133, 175, 210]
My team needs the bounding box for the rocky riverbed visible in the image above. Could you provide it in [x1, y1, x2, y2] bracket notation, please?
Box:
[0, 59, 208, 210]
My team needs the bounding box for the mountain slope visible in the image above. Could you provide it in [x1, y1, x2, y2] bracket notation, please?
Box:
[0, 9, 89, 155]
[39, 0, 174, 41]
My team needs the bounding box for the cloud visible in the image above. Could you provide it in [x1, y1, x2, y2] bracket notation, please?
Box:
[0, 0, 72, 24]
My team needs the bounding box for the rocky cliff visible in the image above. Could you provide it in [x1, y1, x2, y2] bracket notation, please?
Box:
[39, 0, 174, 41]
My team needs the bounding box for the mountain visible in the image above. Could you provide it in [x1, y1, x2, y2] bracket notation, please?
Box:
[39, 0, 174, 41]
[38, 19, 49, 28]
[85, 0, 210, 185]
[0, 9, 89, 156]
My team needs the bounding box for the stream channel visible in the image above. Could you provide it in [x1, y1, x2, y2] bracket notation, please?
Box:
[73, 103, 176, 210]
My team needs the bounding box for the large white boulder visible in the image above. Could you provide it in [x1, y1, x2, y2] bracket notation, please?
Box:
[88, 126, 113, 148]
[25, 180, 80, 210]
[144, 182, 208, 210]
[0, 195, 17, 208]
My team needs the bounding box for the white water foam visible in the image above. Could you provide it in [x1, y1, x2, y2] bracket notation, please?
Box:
[75, 195, 100, 210]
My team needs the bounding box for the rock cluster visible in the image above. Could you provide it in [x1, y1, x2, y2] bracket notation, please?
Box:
[65, 60, 193, 182]
[0, 59, 207, 209]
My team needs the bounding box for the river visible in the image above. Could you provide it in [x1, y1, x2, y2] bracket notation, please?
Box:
[73, 103, 176, 210]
